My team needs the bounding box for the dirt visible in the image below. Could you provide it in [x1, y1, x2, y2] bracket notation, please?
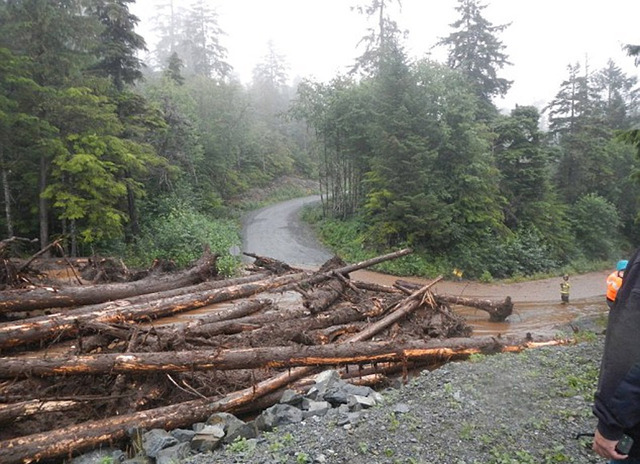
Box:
[352, 268, 610, 303]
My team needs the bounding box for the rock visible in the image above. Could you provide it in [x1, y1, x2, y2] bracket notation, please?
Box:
[170, 428, 196, 443]
[347, 394, 376, 411]
[301, 399, 332, 418]
[280, 389, 304, 407]
[393, 403, 411, 414]
[190, 424, 225, 452]
[254, 403, 304, 431]
[142, 429, 178, 458]
[155, 442, 191, 464]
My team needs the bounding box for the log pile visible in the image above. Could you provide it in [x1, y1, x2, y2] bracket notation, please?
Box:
[0, 247, 544, 464]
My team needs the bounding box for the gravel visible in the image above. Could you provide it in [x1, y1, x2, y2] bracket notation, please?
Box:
[183, 330, 605, 464]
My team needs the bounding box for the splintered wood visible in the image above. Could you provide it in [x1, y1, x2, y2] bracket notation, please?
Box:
[0, 247, 543, 464]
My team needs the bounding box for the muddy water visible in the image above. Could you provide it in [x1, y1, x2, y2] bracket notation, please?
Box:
[158, 269, 610, 338]
[456, 296, 607, 336]
[350, 269, 610, 337]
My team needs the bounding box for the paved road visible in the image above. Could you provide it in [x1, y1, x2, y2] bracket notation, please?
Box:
[241, 195, 333, 268]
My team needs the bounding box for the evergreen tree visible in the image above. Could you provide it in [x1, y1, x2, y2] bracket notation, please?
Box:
[87, 0, 147, 91]
[352, 0, 404, 77]
[546, 61, 610, 204]
[152, 0, 231, 79]
[164, 52, 185, 86]
[436, 0, 512, 110]
[593, 59, 640, 130]
[0, 0, 98, 249]
[492, 106, 572, 263]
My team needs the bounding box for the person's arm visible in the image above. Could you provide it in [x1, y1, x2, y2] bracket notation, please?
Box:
[593, 248, 640, 455]
[593, 429, 629, 460]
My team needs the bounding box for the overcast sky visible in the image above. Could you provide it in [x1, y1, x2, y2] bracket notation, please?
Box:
[130, 0, 640, 111]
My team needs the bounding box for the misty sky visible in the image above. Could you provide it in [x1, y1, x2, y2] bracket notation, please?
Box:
[130, 0, 640, 112]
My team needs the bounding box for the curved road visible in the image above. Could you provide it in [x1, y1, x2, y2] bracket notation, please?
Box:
[241, 195, 610, 336]
[241, 195, 333, 268]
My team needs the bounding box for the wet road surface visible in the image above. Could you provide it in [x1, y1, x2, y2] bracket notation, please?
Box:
[240, 196, 611, 337]
[242, 196, 333, 268]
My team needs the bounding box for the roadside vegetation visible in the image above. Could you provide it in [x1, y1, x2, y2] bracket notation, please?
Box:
[1, 1, 639, 281]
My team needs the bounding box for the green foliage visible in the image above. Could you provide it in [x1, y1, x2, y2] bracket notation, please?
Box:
[571, 193, 621, 260]
[44, 133, 130, 243]
[130, 195, 241, 274]
[436, 0, 512, 105]
[227, 436, 253, 454]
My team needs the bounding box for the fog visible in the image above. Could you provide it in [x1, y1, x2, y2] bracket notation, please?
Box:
[130, 0, 640, 111]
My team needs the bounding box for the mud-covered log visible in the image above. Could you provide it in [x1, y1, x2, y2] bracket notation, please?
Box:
[0, 365, 316, 464]
[395, 279, 514, 321]
[243, 252, 294, 274]
[0, 272, 308, 350]
[353, 280, 403, 294]
[182, 299, 273, 328]
[0, 252, 220, 313]
[187, 303, 369, 345]
[0, 399, 80, 424]
[437, 294, 513, 322]
[302, 278, 347, 314]
[0, 334, 560, 378]
[282, 248, 413, 291]
[0, 258, 424, 464]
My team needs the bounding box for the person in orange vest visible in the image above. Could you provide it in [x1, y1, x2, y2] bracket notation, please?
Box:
[606, 260, 628, 309]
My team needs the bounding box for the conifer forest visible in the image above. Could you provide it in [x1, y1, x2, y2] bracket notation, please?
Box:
[2, 0, 640, 279]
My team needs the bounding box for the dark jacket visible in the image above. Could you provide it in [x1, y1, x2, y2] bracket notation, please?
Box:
[593, 247, 640, 456]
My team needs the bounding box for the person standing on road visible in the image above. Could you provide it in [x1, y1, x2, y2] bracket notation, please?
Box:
[593, 248, 640, 462]
[606, 260, 628, 309]
[560, 274, 570, 304]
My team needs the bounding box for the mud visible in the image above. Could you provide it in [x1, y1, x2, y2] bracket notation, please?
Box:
[351, 269, 611, 337]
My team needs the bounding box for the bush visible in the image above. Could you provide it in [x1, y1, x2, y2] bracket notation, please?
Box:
[129, 200, 242, 275]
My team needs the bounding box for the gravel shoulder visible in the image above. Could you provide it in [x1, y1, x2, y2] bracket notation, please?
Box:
[185, 331, 605, 464]
[224, 195, 610, 464]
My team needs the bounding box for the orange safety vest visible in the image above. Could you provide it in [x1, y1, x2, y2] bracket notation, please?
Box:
[606, 271, 623, 302]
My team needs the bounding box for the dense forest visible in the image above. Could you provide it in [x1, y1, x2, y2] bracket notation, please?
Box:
[1, 0, 639, 279]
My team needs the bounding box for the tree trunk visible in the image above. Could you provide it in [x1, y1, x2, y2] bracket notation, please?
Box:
[0, 264, 427, 464]
[0, 334, 558, 378]
[302, 277, 346, 314]
[0, 252, 220, 313]
[0, 146, 13, 238]
[0, 399, 80, 425]
[0, 272, 307, 350]
[38, 154, 49, 256]
[395, 279, 514, 321]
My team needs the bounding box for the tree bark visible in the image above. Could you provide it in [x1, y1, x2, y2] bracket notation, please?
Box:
[0, 260, 426, 464]
[395, 279, 514, 321]
[0, 272, 307, 350]
[0, 334, 558, 378]
[0, 146, 13, 238]
[302, 277, 346, 314]
[0, 252, 220, 313]
[0, 399, 80, 425]
[38, 154, 49, 256]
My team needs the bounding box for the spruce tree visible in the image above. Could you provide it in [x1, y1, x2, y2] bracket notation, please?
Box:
[436, 0, 512, 111]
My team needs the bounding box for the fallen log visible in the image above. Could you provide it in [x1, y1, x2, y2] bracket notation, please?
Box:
[0, 399, 80, 425]
[302, 278, 346, 314]
[282, 248, 413, 291]
[0, 251, 220, 313]
[0, 256, 426, 463]
[0, 335, 561, 378]
[0, 272, 308, 350]
[395, 279, 514, 321]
